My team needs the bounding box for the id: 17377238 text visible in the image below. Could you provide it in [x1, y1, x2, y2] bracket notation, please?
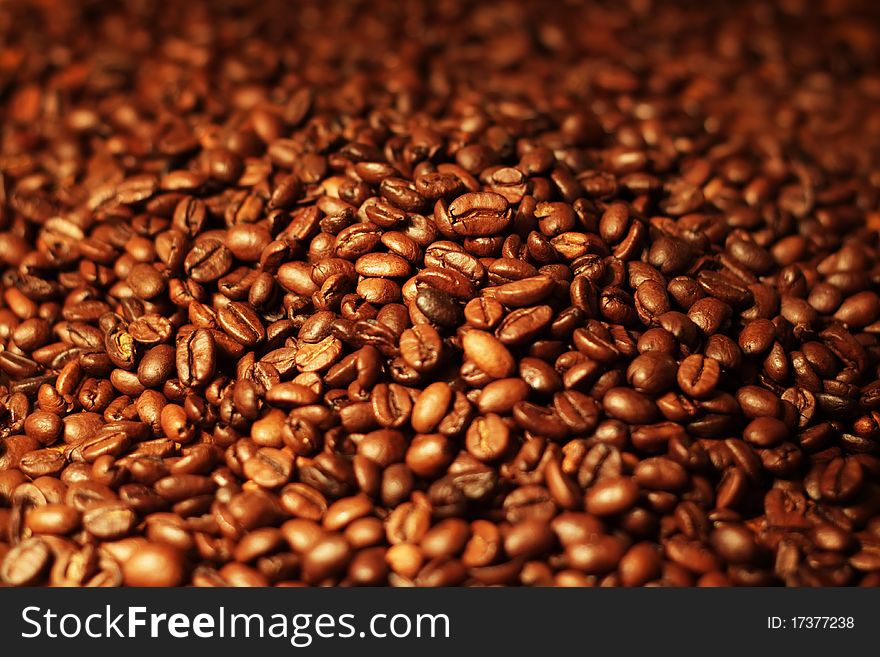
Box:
[767, 617, 855, 630]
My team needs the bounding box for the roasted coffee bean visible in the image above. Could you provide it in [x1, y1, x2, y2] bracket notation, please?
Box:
[739, 319, 776, 354]
[464, 298, 504, 329]
[834, 291, 880, 328]
[554, 391, 601, 434]
[128, 314, 173, 344]
[512, 402, 568, 441]
[138, 344, 175, 389]
[355, 253, 411, 278]
[82, 502, 137, 539]
[242, 448, 294, 489]
[602, 388, 657, 424]
[585, 477, 640, 516]
[565, 534, 626, 574]
[677, 354, 721, 399]
[737, 385, 783, 419]
[619, 542, 663, 586]
[24, 411, 64, 446]
[519, 357, 562, 394]
[461, 330, 514, 379]
[634, 457, 689, 491]
[25, 503, 81, 535]
[496, 305, 553, 345]
[818, 457, 864, 503]
[446, 192, 511, 236]
[465, 414, 510, 462]
[295, 336, 342, 372]
[709, 524, 761, 565]
[371, 383, 414, 428]
[415, 288, 464, 327]
[227, 224, 272, 262]
[489, 275, 555, 308]
[218, 302, 266, 346]
[477, 378, 529, 415]
[626, 352, 677, 395]
[19, 449, 66, 478]
[122, 542, 187, 587]
[184, 239, 233, 283]
[743, 417, 789, 447]
[105, 327, 137, 370]
[399, 325, 443, 373]
[176, 328, 216, 388]
[1, 537, 52, 585]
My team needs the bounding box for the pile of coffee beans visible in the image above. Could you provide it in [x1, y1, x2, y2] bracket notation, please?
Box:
[1, 0, 880, 586]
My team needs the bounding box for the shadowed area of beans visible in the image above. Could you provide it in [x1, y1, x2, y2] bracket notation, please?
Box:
[1, 0, 880, 587]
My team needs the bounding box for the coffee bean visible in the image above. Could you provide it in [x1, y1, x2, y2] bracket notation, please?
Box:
[834, 291, 880, 327]
[176, 328, 216, 388]
[122, 542, 187, 587]
[619, 543, 662, 586]
[295, 336, 342, 372]
[585, 477, 640, 516]
[808, 283, 842, 315]
[19, 448, 66, 478]
[519, 357, 562, 394]
[665, 537, 721, 574]
[447, 192, 511, 236]
[626, 352, 677, 395]
[226, 224, 272, 262]
[415, 287, 464, 327]
[25, 503, 81, 535]
[710, 524, 760, 565]
[633, 457, 688, 491]
[372, 383, 414, 428]
[184, 239, 233, 282]
[496, 305, 553, 345]
[461, 330, 515, 379]
[688, 298, 731, 335]
[399, 324, 443, 372]
[602, 388, 657, 424]
[466, 414, 510, 462]
[1, 537, 51, 586]
[738, 319, 776, 354]
[512, 402, 568, 441]
[743, 417, 789, 447]
[218, 302, 266, 346]
[128, 263, 167, 300]
[736, 385, 783, 419]
[128, 314, 173, 344]
[241, 448, 294, 489]
[302, 534, 353, 582]
[503, 485, 556, 523]
[24, 411, 63, 446]
[13, 318, 52, 352]
[488, 275, 555, 307]
[419, 517, 470, 559]
[463, 298, 504, 329]
[477, 378, 529, 415]
[137, 344, 175, 389]
[265, 382, 319, 409]
[818, 457, 864, 503]
[677, 354, 721, 399]
[504, 518, 556, 560]
[355, 253, 412, 278]
[358, 429, 407, 468]
[566, 535, 626, 574]
[82, 502, 137, 539]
